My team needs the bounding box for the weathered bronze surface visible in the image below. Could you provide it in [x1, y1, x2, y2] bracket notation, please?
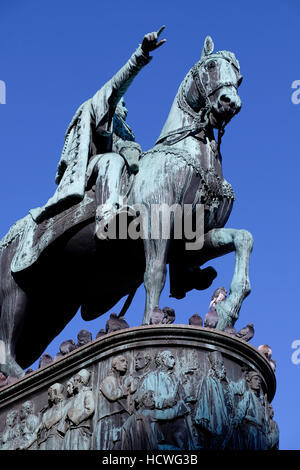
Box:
[0, 33, 254, 378]
[0, 326, 278, 450]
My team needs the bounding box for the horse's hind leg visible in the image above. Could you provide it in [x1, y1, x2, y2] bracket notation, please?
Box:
[0, 282, 27, 378]
[203, 228, 254, 330]
[143, 238, 170, 325]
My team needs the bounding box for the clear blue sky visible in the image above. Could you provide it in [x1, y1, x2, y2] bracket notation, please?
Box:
[0, 0, 299, 450]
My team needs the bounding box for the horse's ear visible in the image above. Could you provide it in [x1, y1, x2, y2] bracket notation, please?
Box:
[201, 36, 214, 59]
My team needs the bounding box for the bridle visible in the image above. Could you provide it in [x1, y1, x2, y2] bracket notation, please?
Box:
[156, 56, 240, 149]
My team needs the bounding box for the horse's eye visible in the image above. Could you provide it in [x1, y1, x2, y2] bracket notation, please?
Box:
[206, 61, 216, 70]
[237, 75, 243, 87]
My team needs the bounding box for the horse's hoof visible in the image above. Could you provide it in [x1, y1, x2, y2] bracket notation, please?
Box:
[0, 355, 25, 379]
[215, 297, 238, 331]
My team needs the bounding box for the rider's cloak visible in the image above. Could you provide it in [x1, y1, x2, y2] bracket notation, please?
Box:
[30, 45, 151, 223]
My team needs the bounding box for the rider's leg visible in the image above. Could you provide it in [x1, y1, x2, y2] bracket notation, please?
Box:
[93, 152, 125, 238]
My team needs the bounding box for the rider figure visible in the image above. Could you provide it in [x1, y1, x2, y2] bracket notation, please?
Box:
[31, 28, 166, 240]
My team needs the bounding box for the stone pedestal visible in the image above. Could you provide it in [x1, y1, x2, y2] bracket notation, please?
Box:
[0, 325, 278, 450]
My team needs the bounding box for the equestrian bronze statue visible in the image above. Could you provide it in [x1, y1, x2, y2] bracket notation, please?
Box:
[0, 30, 253, 378]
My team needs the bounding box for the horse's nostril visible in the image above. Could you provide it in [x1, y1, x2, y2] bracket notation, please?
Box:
[220, 94, 231, 104]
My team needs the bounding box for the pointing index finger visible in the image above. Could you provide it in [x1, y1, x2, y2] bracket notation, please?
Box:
[157, 25, 165, 37]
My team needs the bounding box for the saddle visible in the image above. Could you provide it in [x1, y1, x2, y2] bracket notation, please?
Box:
[11, 154, 136, 274]
[11, 191, 96, 273]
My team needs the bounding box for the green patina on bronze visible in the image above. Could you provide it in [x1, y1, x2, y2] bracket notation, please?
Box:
[0, 326, 278, 450]
[0, 31, 253, 381]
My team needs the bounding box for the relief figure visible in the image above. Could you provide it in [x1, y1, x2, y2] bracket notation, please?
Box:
[97, 355, 136, 450]
[37, 383, 65, 450]
[138, 350, 192, 450]
[194, 350, 244, 449]
[1, 410, 20, 450]
[63, 369, 95, 450]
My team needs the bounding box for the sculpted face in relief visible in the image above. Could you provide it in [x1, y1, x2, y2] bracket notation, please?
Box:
[0, 32, 254, 438]
[0, 346, 278, 450]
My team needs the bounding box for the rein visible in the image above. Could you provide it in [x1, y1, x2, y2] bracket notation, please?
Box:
[156, 58, 237, 148]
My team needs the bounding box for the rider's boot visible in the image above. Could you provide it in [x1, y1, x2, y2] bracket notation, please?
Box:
[93, 153, 124, 240]
[94, 153, 137, 241]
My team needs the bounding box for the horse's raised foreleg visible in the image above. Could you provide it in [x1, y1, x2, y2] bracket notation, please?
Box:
[142, 238, 170, 325]
[205, 228, 254, 330]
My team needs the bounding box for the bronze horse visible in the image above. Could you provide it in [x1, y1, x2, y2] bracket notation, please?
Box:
[0, 36, 253, 377]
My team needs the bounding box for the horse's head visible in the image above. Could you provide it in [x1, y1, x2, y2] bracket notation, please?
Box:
[189, 36, 242, 129]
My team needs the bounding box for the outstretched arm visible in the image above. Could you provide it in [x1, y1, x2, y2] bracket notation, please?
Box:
[91, 27, 166, 127]
[110, 26, 166, 100]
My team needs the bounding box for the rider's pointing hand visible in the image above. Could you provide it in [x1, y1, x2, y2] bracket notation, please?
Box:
[141, 26, 166, 53]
